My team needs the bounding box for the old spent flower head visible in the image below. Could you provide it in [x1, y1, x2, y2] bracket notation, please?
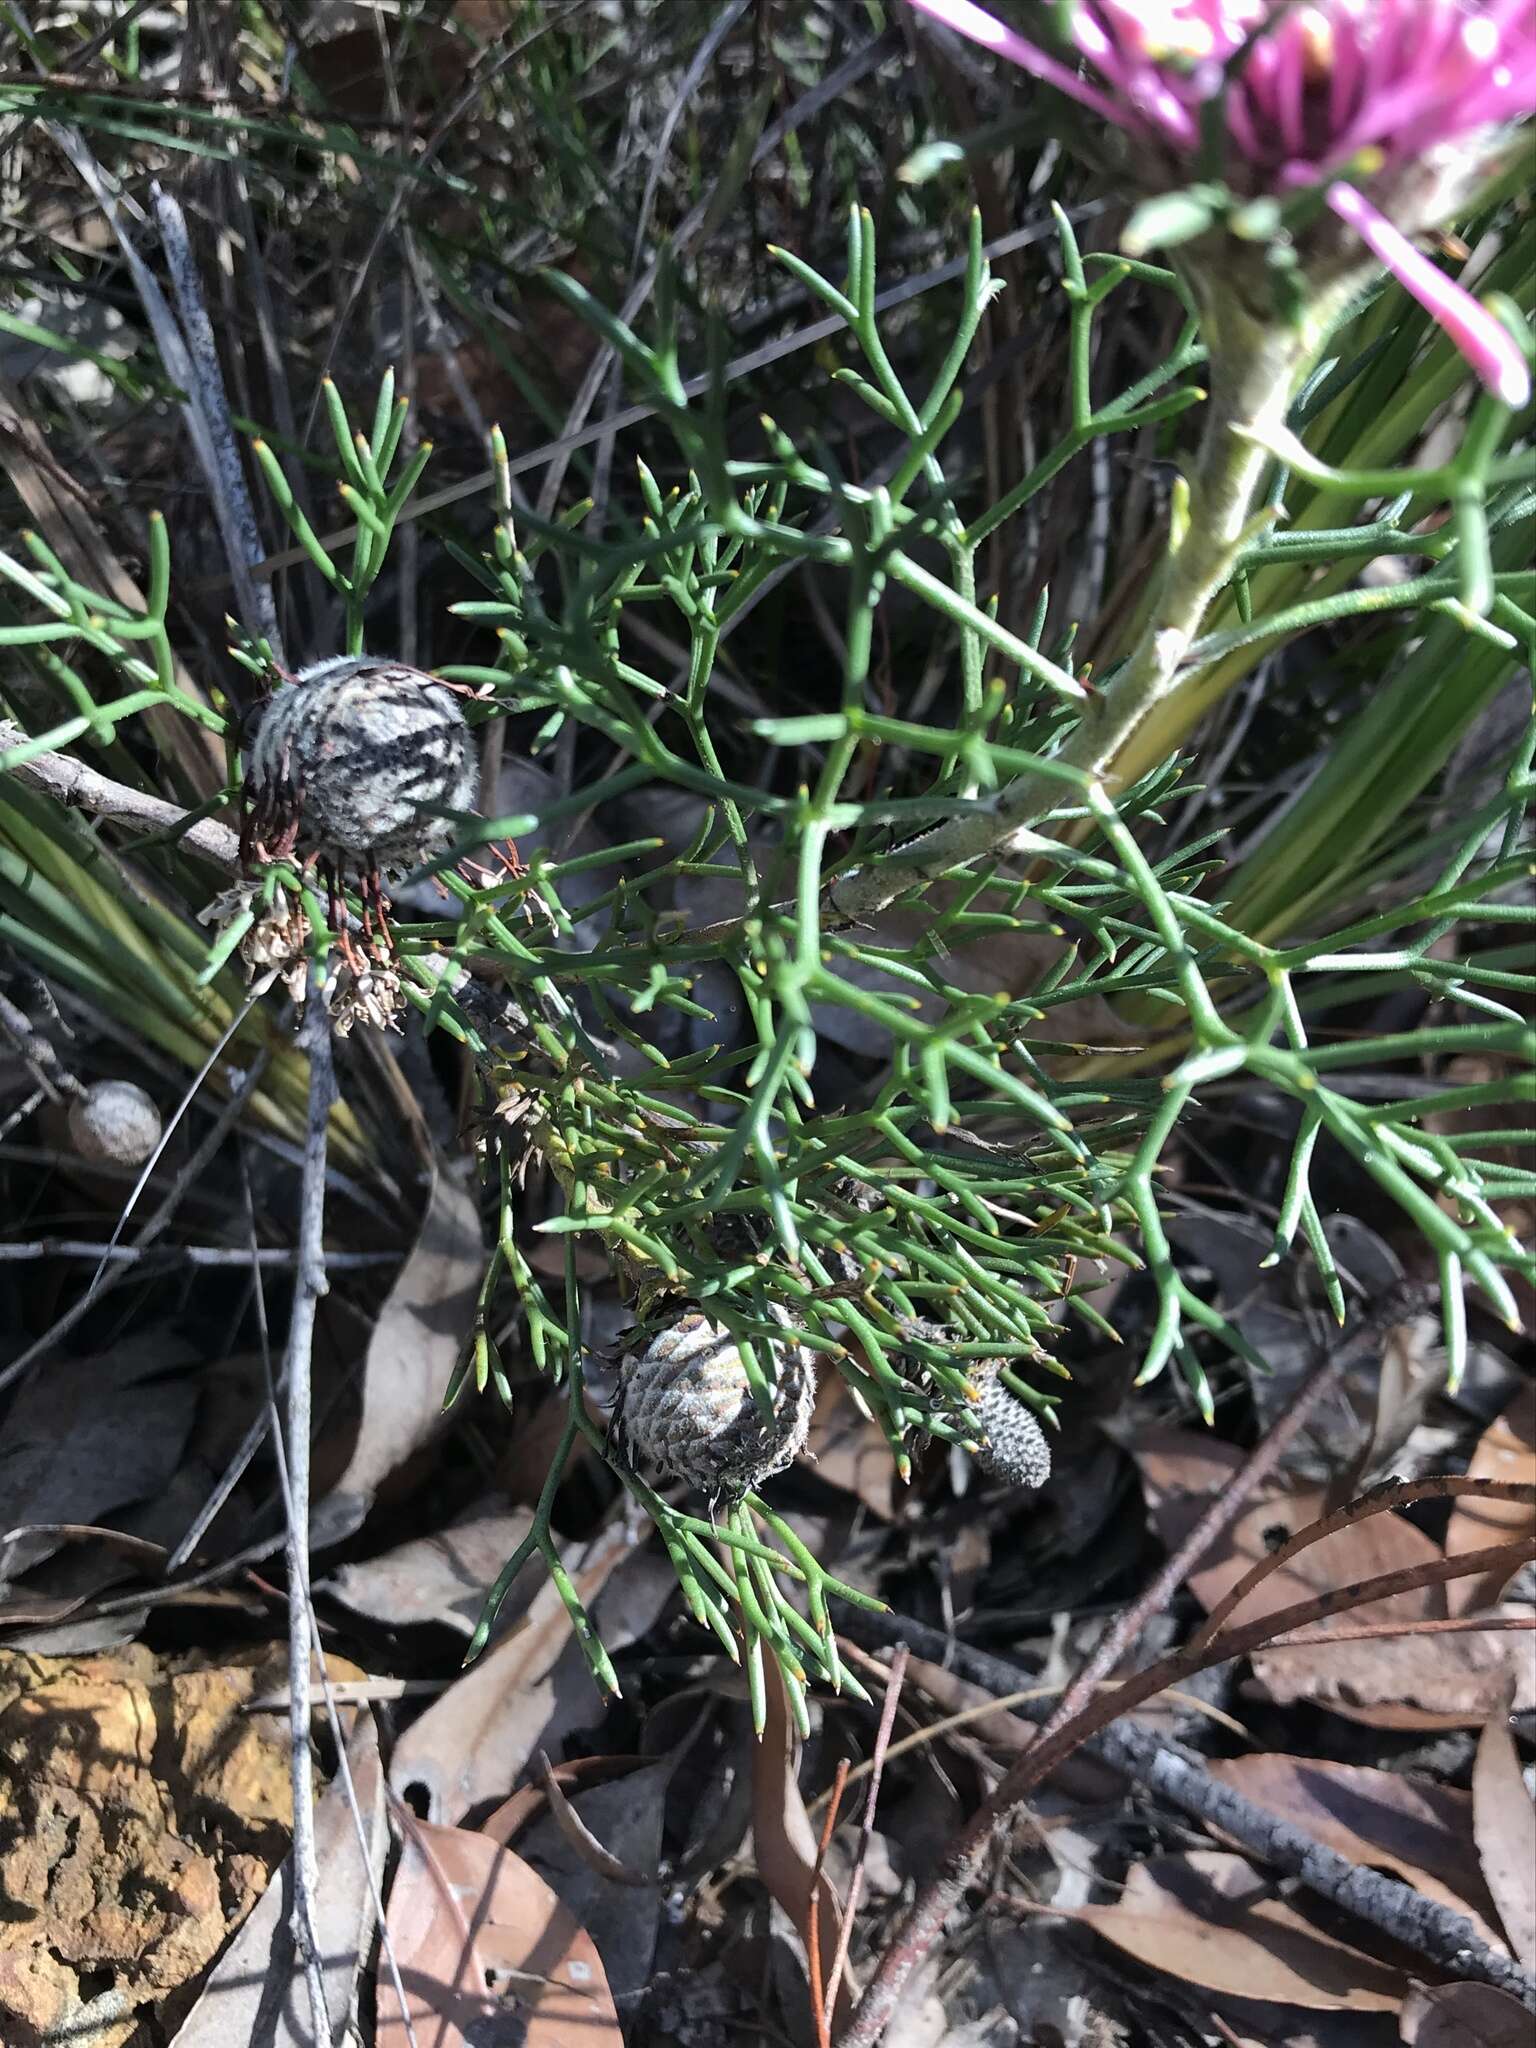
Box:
[244, 655, 477, 876]
[611, 1306, 817, 1502]
[908, 0, 1535, 404]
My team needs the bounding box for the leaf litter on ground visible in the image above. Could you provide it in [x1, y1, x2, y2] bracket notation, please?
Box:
[376, 1816, 622, 2048]
[312, 1158, 485, 1548]
[170, 1710, 387, 2048]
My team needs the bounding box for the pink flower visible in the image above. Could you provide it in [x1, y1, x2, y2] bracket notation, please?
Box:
[908, 0, 1535, 404]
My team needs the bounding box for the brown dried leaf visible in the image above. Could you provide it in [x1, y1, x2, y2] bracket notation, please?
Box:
[804, 1378, 897, 1519]
[1398, 1981, 1535, 2047]
[387, 1519, 632, 1825]
[313, 1162, 483, 1546]
[512, 1759, 674, 2002]
[323, 1502, 535, 1637]
[377, 1821, 621, 2048]
[1206, 1755, 1504, 1948]
[1056, 1850, 1408, 2011]
[1445, 1385, 1536, 1615]
[1472, 1694, 1536, 1973]
[170, 1712, 386, 2048]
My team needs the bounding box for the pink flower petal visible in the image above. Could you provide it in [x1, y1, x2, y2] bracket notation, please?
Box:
[903, 0, 1124, 126]
[1326, 179, 1532, 406]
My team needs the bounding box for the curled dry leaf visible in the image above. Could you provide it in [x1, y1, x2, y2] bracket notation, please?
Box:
[480, 1756, 647, 1851]
[1445, 1384, 1536, 1615]
[312, 1160, 484, 1547]
[515, 1758, 674, 2002]
[1049, 1850, 1409, 2012]
[532, 1750, 656, 1885]
[377, 1820, 621, 2048]
[1398, 1980, 1535, 2048]
[1472, 1692, 1536, 1974]
[1206, 1755, 1505, 1951]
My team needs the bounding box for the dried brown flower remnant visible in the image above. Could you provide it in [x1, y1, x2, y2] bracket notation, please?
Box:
[613, 1309, 816, 1499]
[197, 880, 408, 1032]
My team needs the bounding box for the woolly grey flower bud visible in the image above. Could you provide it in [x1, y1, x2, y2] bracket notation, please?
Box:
[247, 655, 476, 870]
[614, 1309, 815, 1499]
[67, 1080, 162, 1167]
[971, 1371, 1052, 1490]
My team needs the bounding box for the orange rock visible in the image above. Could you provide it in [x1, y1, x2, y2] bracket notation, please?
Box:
[0, 1644, 358, 2045]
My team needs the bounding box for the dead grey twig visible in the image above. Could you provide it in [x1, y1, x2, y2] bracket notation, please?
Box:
[152, 184, 284, 663]
[284, 968, 337, 2044]
[45, 128, 282, 661]
[842, 1607, 1536, 2016]
[1, 719, 241, 868]
[0, 1239, 397, 1265]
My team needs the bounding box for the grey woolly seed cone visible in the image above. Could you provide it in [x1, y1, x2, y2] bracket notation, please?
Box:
[614, 1310, 815, 1499]
[247, 656, 476, 868]
[68, 1080, 162, 1167]
[972, 1371, 1052, 1490]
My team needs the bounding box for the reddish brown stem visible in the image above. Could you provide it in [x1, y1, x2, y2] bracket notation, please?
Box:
[1020, 1299, 1414, 1779]
[837, 1530, 1535, 2047]
[826, 1646, 908, 2017]
[1189, 1472, 1534, 1650]
[1265, 1611, 1535, 1649]
[809, 1760, 851, 2048]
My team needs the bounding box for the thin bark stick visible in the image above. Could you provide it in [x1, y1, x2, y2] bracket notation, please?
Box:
[285, 971, 336, 2044]
[840, 1531, 1536, 2045]
[841, 1607, 1536, 2026]
[1, 718, 241, 867]
[1265, 1613, 1534, 1649]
